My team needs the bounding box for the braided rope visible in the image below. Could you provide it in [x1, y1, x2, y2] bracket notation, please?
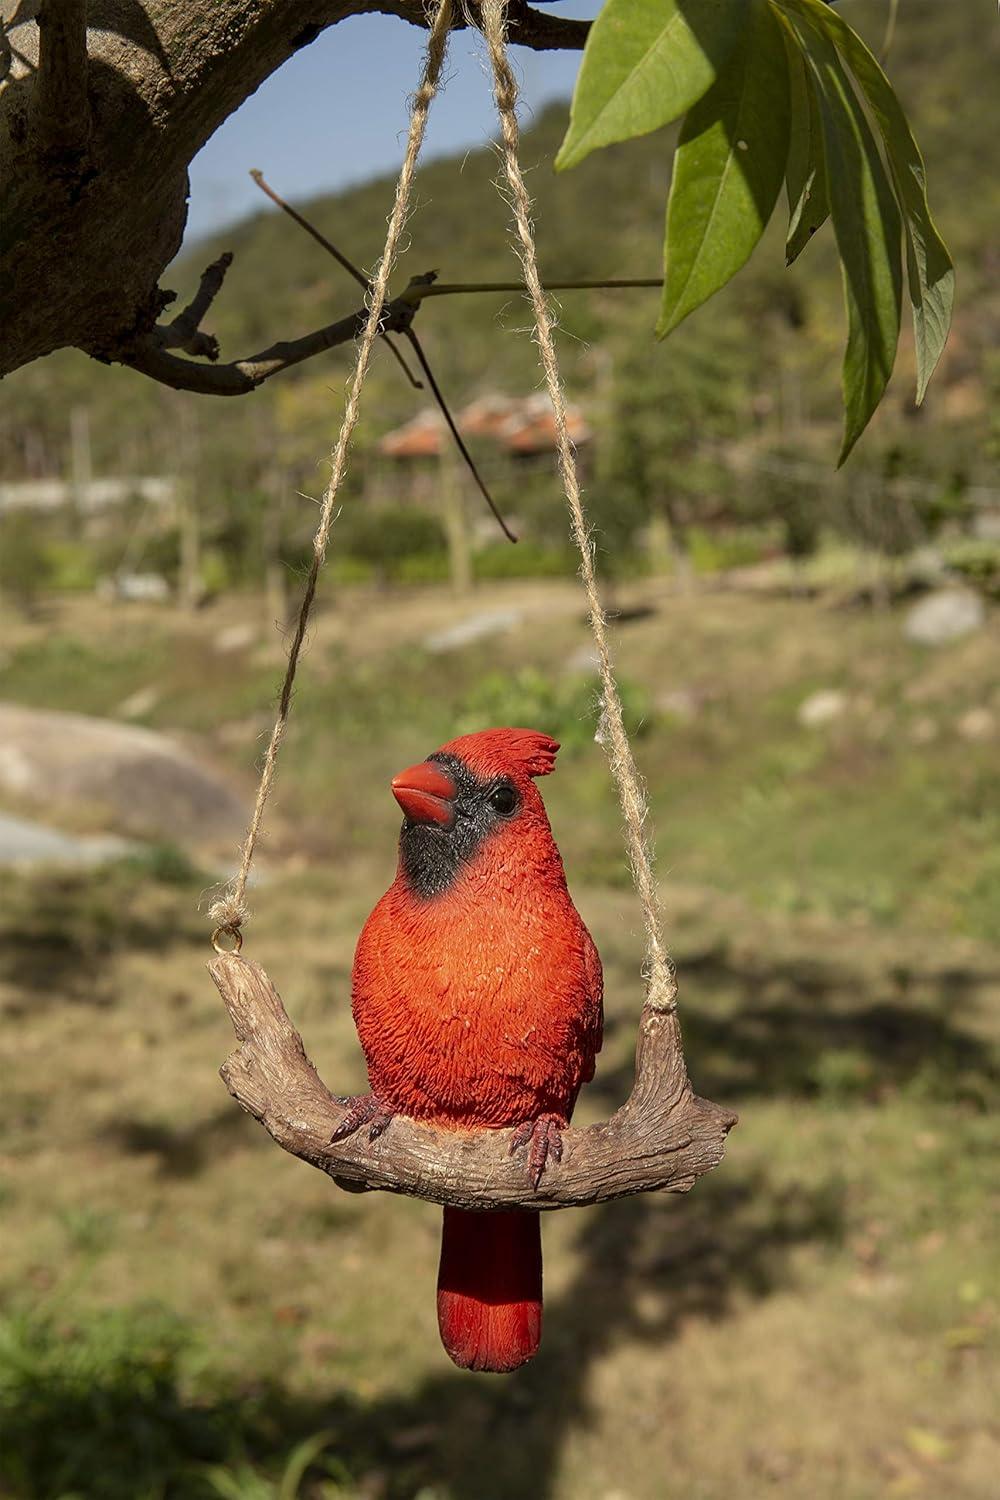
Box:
[479, 0, 677, 1011]
[211, 0, 677, 1015]
[208, 0, 455, 942]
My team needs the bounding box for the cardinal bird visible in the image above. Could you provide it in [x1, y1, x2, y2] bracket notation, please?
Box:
[334, 727, 603, 1373]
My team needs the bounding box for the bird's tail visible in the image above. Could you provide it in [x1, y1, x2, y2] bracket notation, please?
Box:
[437, 1206, 542, 1373]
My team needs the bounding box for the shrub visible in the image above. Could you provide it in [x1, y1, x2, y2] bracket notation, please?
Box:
[943, 538, 1000, 598]
[457, 666, 654, 748]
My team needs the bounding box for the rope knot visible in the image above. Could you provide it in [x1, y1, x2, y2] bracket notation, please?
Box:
[207, 892, 250, 952]
[644, 968, 679, 1014]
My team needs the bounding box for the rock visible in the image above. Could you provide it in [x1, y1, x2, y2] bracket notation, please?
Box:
[97, 572, 170, 603]
[658, 687, 700, 722]
[0, 703, 246, 844]
[904, 588, 985, 646]
[565, 644, 599, 675]
[0, 811, 132, 869]
[909, 716, 939, 745]
[214, 622, 258, 654]
[117, 684, 162, 719]
[423, 609, 522, 653]
[957, 707, 995, 742]
[798, 689, 848, 728]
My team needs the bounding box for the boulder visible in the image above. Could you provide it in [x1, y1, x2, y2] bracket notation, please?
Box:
[798, 689, 848, 728]
[956, 707, 995, 743]
[904, 588, 985, 646]
[0, 703, 246, 844]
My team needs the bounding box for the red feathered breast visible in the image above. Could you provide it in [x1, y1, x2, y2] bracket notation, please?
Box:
[352, 856, 602, 1129]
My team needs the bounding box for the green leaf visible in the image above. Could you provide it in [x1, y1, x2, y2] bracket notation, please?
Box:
[556, 0, 744, 171]
[782, 33, 829, 264]
[786, 6, 902, 463]
[657, 0, 791, 339]
[279, 1430, 336, 1500]
[791, 0, 953, 401]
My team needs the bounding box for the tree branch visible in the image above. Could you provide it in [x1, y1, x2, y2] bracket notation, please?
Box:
[159, 252, 234, 359]
[373, 1, 590, 53]
[122, 296, 420, 394]
[120, 272, 663, 396]
[209, 953, 736, 1211]
[2, 1, 595, 380]
[249, 168, 423, 389]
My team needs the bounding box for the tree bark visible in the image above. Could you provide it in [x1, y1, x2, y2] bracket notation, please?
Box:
[0, 1, 588, 382]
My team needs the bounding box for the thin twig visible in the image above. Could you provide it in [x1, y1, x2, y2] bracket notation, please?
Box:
[403, 329, 517, 542]
[250, 167, 423, 390]
[239, 174, 512, 535]
[250, 168, 369, 290]
[879, 0, 899, 63]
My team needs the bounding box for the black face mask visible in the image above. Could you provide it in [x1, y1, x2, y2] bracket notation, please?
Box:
[399, 752, 521, 899]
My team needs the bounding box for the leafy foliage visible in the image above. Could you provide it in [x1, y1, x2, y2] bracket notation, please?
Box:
[0, 1305, 352, 1500]
[555, 0, 742, 168]
[558, 0, 955, 459]
[658, 0, 790, 338]
[457, 666, 654, 748]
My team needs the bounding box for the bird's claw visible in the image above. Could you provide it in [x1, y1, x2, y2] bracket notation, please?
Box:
[330, 1094, 394, 1144]
[509, 1112, 566, 1190]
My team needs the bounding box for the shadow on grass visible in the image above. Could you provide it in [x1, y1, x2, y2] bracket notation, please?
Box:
[0, 857, 205, 1009]
[99, 1105, 252, 1180]
[0, 1165, 841, 1500]
[592, 947, 1000, 1110]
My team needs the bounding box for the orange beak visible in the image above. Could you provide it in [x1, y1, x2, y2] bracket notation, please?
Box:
[391, 760, 457, 828]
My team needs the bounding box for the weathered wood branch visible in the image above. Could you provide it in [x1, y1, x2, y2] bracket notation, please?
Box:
[1, 1, 590, 382]
[209, 952, 737, 1211]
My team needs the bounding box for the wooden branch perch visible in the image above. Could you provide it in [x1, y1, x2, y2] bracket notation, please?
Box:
[209, 953, 736, 1211]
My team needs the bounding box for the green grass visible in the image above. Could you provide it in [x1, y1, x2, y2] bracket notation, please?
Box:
[0, 579, 998, 1498]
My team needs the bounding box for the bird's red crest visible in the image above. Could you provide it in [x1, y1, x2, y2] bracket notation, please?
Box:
[438, 728, 559, 781]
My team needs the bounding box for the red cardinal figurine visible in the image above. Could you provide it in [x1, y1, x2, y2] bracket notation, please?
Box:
[335, 727, 603, 1373]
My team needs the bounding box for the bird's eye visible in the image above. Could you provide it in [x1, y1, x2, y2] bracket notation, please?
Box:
[489, 783, 518, 816]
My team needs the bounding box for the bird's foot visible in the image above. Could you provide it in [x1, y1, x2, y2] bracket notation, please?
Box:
[330, 1093, 394, 1143]
[509, 1112, 567, 1190]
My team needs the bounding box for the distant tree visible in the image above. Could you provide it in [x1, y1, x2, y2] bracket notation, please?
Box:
[337, 504, 446, 587]
[598, 324, 752, 579]
[0, 511, 53, 614]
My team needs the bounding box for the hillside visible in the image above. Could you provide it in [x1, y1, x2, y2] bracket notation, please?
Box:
[2, 1, 997, 504]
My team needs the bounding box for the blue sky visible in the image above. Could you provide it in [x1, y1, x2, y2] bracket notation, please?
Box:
[184, 3, 602, 244]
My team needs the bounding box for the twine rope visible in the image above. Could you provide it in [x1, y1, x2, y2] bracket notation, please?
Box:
[479, 0, 677, 1012]
[208, 0, 455, 943]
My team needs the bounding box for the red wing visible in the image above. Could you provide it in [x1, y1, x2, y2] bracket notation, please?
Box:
[579, 922, 604, 1084]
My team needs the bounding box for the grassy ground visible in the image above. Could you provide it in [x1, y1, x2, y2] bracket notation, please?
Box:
[0, 574, 998, 1499]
